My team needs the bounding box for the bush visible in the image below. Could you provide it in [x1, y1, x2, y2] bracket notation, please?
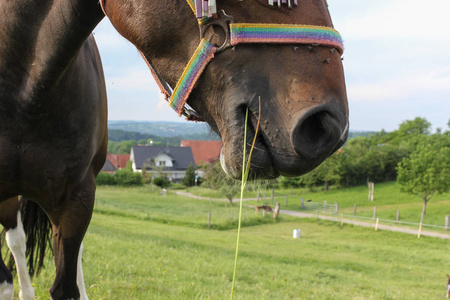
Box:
[96, 172, 117, 185]
[153, 177, 171, 188]
[170, 183, 186, 190]
[115, 169, 143, 186]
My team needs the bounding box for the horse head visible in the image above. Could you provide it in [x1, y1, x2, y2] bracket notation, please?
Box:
[103, 0, 348, 179]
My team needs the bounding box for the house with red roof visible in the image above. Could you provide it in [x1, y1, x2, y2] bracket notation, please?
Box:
[101, 153, 130, 173]
[180, 140, 222, 166]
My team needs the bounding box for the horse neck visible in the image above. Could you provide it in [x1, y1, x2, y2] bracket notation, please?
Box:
[0, 0, 103, 99]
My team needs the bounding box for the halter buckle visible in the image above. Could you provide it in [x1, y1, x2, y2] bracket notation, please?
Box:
[199, 10, 234, 53]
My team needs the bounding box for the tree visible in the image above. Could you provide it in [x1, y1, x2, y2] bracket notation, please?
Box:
[397, 142, 450, 215]
[203, 162, 239, 205]
[181, 163, 197, 187]
[396, 117, 431, 137]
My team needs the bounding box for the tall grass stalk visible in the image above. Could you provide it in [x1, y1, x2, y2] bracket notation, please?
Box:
[231, 101, 261, 299]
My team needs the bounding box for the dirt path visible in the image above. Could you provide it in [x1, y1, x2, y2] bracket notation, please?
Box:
[281, 209, 450, 239]
[175, 191, 450, 239]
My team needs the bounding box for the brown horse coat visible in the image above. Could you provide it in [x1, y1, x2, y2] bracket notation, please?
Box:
[0, 1, 106, 298]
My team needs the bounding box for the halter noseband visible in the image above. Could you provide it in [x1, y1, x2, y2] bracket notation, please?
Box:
[100, 0, 344, 121]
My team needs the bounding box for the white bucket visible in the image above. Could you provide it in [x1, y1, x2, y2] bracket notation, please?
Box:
[293, 229, 301, 238]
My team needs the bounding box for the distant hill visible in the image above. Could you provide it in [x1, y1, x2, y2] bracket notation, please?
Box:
[108, 121, 378, 142]
[108, 121, 220, 141]
[348, 131, 379, 139]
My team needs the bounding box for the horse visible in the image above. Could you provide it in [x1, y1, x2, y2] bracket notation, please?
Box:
[0, 0, 107, 298]
[255, 204, 273, 213]
[0, 0, 348, 299]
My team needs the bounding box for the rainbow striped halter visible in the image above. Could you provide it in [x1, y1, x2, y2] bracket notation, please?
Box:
[101, 0, 344, 121]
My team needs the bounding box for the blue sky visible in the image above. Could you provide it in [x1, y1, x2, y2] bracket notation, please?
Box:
[93, 0, 450, 132]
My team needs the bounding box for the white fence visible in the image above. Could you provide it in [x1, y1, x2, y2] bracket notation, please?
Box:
[297, 198, 449, 233]
[301, 199, 338, 214]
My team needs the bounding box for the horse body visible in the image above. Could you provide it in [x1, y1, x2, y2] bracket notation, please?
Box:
[0, 0, 106, 299]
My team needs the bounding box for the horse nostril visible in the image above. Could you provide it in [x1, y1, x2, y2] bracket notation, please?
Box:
[291, 105, 346, 159]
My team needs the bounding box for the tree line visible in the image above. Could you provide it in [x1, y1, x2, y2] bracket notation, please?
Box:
[280, 117, 450, 190]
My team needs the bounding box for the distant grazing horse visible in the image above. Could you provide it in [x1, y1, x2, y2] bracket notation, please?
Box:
[0, 0, 348, 299]
[255, 204, 273, 213]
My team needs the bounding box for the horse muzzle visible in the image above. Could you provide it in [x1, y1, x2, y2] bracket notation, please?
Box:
[219, 97, 348, 180]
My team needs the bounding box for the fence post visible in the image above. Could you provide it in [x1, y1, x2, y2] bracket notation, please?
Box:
[373, 207, 377, 220]
[368, 182, 374, 201]
[208, 212, 211, 228]
[324, 201, 327, 213]
[301, 197, 305, 209]
[335, 203, 338, 214]
[446, 215, 449, 231]
[375, 218, 379, 231]
[285, 196, 288, 207]
[271, 189, 274, 203]
[353, 204, 357, 216]
[396, 210, 400, 223]
[257, 191, 260, 202]
[418, 212, 424, 238]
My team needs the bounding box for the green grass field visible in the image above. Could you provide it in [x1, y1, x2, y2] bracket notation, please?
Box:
[4, 185, 450, 299]
[189, 181, 450, 231]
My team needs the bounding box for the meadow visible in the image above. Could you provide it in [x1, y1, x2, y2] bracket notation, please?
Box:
[188, 181, 450, 232]
[5, 184, 450, 299]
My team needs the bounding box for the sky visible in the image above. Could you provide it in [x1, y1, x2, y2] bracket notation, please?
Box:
[93, 0, 450, 132]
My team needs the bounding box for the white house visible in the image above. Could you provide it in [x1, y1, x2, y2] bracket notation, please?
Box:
[130, 145, 196, 182]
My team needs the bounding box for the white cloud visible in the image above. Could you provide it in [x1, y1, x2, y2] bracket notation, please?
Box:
[107, 68, 159, 92]
[333, 0, 450, 40]
[348, 66, 450, 102]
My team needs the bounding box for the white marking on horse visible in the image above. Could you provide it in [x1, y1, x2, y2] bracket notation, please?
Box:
[77, 242, 89, 300]
[5, 212, 35, 300]
[0, 281, 14, 300]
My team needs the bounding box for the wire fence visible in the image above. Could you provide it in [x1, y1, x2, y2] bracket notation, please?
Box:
[299, 200, 450, 234]
[301, 200, 338, 214]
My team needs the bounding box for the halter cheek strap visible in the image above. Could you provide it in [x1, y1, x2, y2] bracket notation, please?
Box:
[169, 39, 216, 115]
